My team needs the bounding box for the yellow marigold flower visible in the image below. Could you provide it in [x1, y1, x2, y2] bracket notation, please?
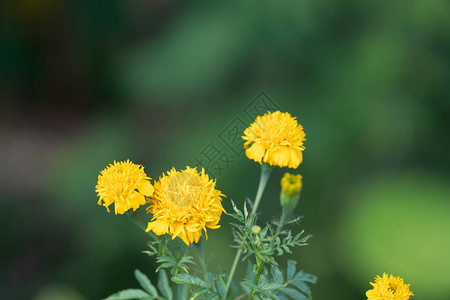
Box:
[95, 160, 154, 215]
[146, 167, 225, 245]
[281, 173, 303, 196]
[242, 111, 306, 168]
[366, 273, 414, 300]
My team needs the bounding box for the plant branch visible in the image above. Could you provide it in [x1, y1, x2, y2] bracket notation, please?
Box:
[225, 164, 272, 298]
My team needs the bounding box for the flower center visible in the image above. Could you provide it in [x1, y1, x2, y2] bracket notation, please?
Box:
[168, 171, 202, 207]
[388, 284, 397, 294]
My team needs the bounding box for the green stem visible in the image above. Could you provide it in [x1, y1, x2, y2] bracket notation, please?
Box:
[249, 164, 273, 224]
[225, 248, 242, 296]
[126, 211, 159, 242]
[194, 237, 209, 283]
[248, 257, 264, 300]
[248, 208, 289, 299]
[273, 208, 289, 244]
[225, 164, 273, 298]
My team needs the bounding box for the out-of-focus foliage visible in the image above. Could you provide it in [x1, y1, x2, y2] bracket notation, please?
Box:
[1, 0, 449, 299]
[335, 174, 450, 299]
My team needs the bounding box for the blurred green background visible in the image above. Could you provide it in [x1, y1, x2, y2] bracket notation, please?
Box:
[1, 0, 450, 299]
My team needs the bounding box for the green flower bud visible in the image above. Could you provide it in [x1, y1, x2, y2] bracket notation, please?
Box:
[251, 225, 262, 235]
[280, 173, 302, 211]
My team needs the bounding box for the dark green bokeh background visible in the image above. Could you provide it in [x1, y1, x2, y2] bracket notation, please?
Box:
[1, 1, 449, 299]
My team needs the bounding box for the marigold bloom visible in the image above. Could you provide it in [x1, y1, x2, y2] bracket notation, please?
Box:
[96, 160, 154, 214]
[146, 167, 225, 245]
[366, 273, 414, 300]
[281, 173, 303, 196]
[242, 111, 306, 168]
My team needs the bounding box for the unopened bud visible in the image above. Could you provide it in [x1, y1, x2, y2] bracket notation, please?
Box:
[280, 173, 302, 211]
[251, 225, 261, 235]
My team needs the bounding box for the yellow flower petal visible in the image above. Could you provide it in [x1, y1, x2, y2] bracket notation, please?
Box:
[145, 167, 225, 245]
[246, 143, 265, 162]
[95, 160, 153, 214]
[242, 111, 306, 168]
[138, 180, 154, 196]
[366, 273, 414, 300]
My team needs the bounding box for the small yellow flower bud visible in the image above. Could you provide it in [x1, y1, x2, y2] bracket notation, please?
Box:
[252, 225, 261, 235]
[280, 173, 302, 211]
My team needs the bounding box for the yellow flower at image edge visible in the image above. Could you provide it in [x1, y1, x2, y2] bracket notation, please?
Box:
[146, 167, 225, 245]
[95, 160, 154, 214]
[366, 273, 414, 300]
[242, 111, 306, 169]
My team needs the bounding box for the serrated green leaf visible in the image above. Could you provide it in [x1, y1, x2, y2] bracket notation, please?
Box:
[192, 287, 210, 297]
[245, 261, 255, 282]
[230, 200, 243, 217]
[135, 270, 158, 296]
[172, 274, 209, 288]
[176, 285, 188, 300]
[217, 276, 226, 299]
[290, 280, 311, 296]
[295, 271, 317, 284]
[205, 294, 220, 300]
[156, 263, 173, 272]
[104, 289, 150, 300]
[287, 260, 296, 280]
[283, 245, 292, 253]
[275, 237, 281, 245]
[158, 270, 173, 300]
[259, 282, 284, 292]
[277, 293, 288, 300]
[241, 280, 260, 292]
[280, 287, 307, 300]
[179, 256, 194, 264]
[207, 273, 216, 291]
[260, 225, 270, 239]
[300, 235, 312, 243]
[270, 266, 283, 284]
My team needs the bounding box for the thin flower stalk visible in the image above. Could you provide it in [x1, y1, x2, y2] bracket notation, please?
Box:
[225, 164, 273, 297]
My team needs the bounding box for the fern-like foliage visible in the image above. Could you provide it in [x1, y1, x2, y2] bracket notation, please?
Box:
[228, 200, 312, 267]
[241, 260, 317, 300]
[144, 235, 194, 276]
[104, 269, 189, 300]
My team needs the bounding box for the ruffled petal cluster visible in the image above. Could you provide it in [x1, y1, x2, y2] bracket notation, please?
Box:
[242, 111, 306, 168]
[146, 167, 225, 245]
[366, 273, 414, 300]
[281, 173, 303, 196]
[96, 160, 154, 214]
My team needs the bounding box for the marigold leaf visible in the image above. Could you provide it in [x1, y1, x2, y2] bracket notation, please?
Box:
[290, 279, 311, 296]
[277, 293, 289, 300]
[280, 287, 307, 300]
[276, 248, 283, 256]
[204, 294, 220, 300]
[172, 274, 209, 288]
[135, 269, 158, 296]
[104, 289, 150, 300]
[217, 276, 226, 299]
[294, 271, 317, 284]
[270, 266, 283, 283]
[158, 270, 173, 300]
[260, 225, 270, 239]
[287, 260, 297, 280]
[176, 285, 188, 300]
[207, 273, 216, 291]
